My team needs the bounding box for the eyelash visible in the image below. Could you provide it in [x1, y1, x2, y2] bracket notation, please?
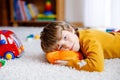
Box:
[58, 35, 67, 50]
[59, 46, 63, 50]
[64, 36, 67, 40]
[59, 37, 66, 50]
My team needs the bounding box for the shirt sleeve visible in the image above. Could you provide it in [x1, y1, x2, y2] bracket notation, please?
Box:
[67, 38, 104, 72]
[80, 38, 104, 72]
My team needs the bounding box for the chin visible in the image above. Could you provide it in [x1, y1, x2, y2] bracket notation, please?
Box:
[74, 46, 80, 52]
[73, 48, 79, 52]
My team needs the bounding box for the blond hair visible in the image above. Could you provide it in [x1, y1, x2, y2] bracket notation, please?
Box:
[40, 21, 77, 53]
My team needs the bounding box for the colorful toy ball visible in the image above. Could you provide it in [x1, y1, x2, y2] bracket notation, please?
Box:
[46, 50, 83, 64]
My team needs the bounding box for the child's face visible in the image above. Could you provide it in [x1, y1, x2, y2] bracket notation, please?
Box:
[55, 30, 80, 52]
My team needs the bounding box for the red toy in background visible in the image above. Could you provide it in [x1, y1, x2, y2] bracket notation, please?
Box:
[46, 50, 83, 64]
[0, 30, 24, 60]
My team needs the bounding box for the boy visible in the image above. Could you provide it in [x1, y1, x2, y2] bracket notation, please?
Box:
[40, 21, 120, 72]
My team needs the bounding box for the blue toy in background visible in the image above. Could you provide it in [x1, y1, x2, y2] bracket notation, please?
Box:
[27, 34, 34, 38]
[106, 28, 115, 32]
[26, 34, 40, 41]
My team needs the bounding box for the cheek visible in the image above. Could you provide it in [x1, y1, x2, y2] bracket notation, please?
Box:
[74, 35, 80, 47]
[70, 34, 79, 41]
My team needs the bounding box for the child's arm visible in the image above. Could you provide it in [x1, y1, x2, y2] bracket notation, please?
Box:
[67, 39, 104, 72]
[46, 39, 104, 72]
[55, 60, 68, 66]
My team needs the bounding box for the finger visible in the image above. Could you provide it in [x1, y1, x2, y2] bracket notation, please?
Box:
[55, 60, 68, 65]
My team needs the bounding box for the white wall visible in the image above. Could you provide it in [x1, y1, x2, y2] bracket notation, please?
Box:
[65, 0, 83, 22]
[65, 0, 120, 28]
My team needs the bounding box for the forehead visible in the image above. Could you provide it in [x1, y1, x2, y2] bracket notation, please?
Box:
[56, 25, 71, 38]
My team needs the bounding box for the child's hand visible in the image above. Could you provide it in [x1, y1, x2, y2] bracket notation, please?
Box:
[67, 60, 81, 70]
[55, 60, 68, 66]
[55, 60, 87, 71]
[55, 60, 81, 70]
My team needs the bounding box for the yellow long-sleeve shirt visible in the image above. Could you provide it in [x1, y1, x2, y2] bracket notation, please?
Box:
[67, 29, 120, 72]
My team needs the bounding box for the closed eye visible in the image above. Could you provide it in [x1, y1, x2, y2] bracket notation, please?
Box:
[56, 44, 63, 50]
[59, 45, 63, 50]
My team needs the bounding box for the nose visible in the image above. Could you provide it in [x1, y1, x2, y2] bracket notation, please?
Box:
[62, 44, 69, 49]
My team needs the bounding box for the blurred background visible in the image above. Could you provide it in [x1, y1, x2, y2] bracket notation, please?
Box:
[0, 0, 120, 28]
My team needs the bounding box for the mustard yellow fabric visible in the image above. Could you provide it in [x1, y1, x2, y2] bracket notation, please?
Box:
[67, 29, 120, 72]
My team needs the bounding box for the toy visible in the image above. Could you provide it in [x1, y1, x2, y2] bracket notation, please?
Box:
[44, 0, 53, 15]
[27, 34, 34, 38]
[26, 34, 34, 41]
[0, 30, 24, 60]
[46, 50, 83, 64]
[106, 28, 115, 32]
[0, 59, 5, 68]
[34, 34, 40, 39]
[26, 34, 40, 41]
[37, 0, 56, 21]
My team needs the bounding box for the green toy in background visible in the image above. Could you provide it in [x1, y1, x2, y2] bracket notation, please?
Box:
[37, 0, 56, 21]
[0, 59, 6, 68]
[44, 0, 53, 15]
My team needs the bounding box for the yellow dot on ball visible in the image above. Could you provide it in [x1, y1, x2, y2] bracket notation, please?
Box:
[6, 54, 12, 60]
